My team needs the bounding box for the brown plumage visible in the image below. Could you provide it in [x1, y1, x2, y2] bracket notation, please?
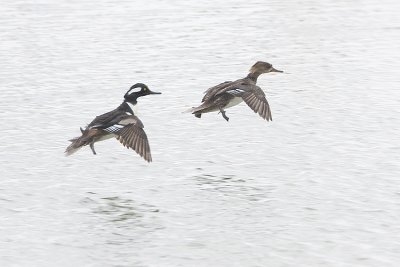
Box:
[187, 61, 283, 121]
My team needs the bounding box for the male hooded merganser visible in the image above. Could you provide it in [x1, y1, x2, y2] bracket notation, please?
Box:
[186, 61, 283, 121]
[65, 83, 161, 162]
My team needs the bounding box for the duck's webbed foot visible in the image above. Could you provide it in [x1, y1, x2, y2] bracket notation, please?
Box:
[90, 142, 97, 155]
[219, 109, 229, 122]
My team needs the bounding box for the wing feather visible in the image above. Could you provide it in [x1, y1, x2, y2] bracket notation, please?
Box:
[241, 86, 273, 121]
[199, 78, 273, 122]
[116, 124, 152, 162]
[202, 81, 232, 102]
[112, 115, 152, 162]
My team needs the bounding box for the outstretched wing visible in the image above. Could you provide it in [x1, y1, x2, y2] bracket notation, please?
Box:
[202, 79, 272, 121]
[240, 85, 272, 121]
[116, 124, 152, 162]
[103, 115, 152, 162]
[202, 81, 232, 102]
[87, 109, 127, 129]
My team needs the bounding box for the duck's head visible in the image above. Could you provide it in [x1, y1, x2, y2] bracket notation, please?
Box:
[124, 83, 161, 104]
[249, 61, 283, 74]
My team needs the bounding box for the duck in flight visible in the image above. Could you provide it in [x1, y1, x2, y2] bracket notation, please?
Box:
[187, 61, 283, 121]
[65, 83, 161, 162]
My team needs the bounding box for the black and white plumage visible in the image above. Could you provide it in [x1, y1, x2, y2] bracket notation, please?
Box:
[65, 83, 161, 162]
[187, 61, 283, 122]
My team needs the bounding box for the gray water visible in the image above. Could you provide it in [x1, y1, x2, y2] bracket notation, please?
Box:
[1, 0, 400, 266]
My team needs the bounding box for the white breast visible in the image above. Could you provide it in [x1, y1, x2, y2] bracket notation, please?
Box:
[126, 102, 138, 114]
[96, 134, 116, 142]
[225, 97, 243, 109]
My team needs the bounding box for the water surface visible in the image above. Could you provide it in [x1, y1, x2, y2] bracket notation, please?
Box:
[1, 0, 400, 266]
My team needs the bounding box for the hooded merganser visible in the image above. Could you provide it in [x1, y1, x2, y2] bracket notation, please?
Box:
[186, 61, 283, 121]
[65, 83, 161, 162]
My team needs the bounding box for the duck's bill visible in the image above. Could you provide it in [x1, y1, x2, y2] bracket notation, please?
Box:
[149, 90, 162, 94]
[271, 67, 283, 73]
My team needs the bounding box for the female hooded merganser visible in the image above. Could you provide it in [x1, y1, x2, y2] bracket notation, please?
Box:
[65, 83, 161, 162]
[187, 61, 283, 121]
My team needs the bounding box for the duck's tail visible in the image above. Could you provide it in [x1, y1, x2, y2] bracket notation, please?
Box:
[65, 128, 92, 156]
[184, 105, 209, 118]
[65, 137, 83, 156]
[183, 107, 196, 113]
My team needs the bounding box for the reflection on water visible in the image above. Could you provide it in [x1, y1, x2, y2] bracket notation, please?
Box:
[77, 193, 164, 266]
[81, 193, 163, 238]
[194, 174, 271, 202]
[91, 196, 159, 223]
